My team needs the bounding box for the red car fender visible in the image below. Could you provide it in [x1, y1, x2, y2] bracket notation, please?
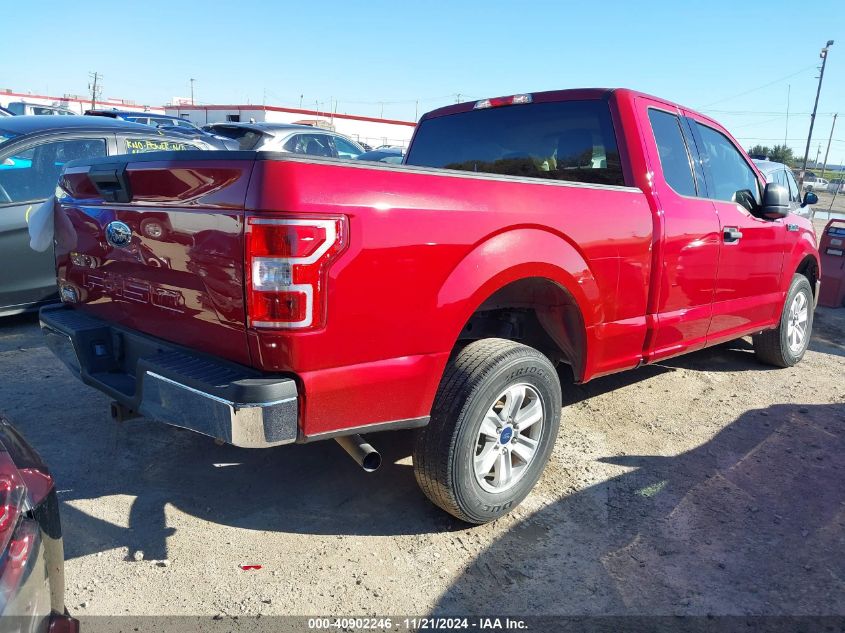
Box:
[435, 226, 598, 358]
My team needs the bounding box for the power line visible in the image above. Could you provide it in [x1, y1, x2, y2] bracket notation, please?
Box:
[700, 64, 818, 108]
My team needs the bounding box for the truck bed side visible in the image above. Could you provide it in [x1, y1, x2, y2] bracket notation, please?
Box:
[244, 157, 653, 436]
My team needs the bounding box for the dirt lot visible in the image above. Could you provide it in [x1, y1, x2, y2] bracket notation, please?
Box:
[0, 299, 843, 622]
[812, 190, 845, 218]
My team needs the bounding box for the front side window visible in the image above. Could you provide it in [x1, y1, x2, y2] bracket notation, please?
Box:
[333, 136, 362, 159]
[283, 134, 334, 157]
[405, 99, 625, 186]
[695, 123, 760, 206]
[0, 138, 106, 204]
[648, 109, 696, 197]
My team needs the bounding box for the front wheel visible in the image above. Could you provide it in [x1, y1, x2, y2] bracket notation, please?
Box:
[753, 274, 814, 367]
[413, 339, 561, 523]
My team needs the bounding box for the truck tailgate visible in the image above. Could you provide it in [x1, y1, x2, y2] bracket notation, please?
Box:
[55, 153, 256, 365]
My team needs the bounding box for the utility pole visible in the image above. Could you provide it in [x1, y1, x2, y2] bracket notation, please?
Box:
[820, 113, 837, 178]
[190, 78, 195, 105]
[815, 143, 822, 168]
[299, 94, 303, 108]
[455, 93, 462, 104]
[784, 84, 790, 147]
[799, 40, 834, 189]
[829, 159, 842, 212]
[379, 102, 384, 118]
[415, 100, 419, 121]
[88, 72, 102, 110]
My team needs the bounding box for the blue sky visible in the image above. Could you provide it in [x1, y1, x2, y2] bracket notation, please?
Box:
[4, 0, 843, 162]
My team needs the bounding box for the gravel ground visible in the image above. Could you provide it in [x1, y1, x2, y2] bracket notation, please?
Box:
[811, 190, 845, 218]
[0, 292, 842, 621]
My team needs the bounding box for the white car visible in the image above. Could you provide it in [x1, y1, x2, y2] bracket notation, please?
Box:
[803, 176, 829, 192]
[754, 160, 817, 217]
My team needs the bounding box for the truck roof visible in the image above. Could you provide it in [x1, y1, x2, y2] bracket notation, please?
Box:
[421, 88, 706, 123]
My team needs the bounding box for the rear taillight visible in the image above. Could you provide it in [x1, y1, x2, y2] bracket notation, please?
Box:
[245, 216, 348, 329]
[0, 453, 25, 557]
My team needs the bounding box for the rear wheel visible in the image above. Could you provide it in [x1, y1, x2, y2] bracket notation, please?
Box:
[413, 339, 561, 523]
[753, 274, 814, 367]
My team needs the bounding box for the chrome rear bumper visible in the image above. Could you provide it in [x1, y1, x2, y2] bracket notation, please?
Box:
[40, 306, 298, 448]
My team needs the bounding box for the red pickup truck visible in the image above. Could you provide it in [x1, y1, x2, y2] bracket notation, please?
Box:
[40, 89, 820, 523]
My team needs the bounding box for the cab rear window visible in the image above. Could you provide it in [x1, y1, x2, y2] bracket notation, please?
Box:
[406, 99, 625, 186]
[125, 138, 199, 153]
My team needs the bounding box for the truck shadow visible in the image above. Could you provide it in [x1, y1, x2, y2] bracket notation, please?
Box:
[58, 426, 450, 561]
[3, 306, 840, 562]
[432, 402, 845, 615]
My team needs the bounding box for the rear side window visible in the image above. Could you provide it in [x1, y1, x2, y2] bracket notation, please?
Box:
[695, 123, 761, 206]
[648, 109, 697, 197]
[124, 138, 199, 153]
[406, 99, 625, 186]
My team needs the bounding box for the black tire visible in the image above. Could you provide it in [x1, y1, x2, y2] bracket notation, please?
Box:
[413, 338, 562, 523]
[753, 274, 814, 368]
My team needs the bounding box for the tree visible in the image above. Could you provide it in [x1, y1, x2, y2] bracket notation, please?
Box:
[768, 145, 795, 166]
[748, 144, 771, 158]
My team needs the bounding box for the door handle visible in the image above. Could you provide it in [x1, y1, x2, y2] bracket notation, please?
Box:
[723, 227, 743, 243]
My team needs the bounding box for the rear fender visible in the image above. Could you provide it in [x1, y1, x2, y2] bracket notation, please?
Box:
[436, 227, 600, 353]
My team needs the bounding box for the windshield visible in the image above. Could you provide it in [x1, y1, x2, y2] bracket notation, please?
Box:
[406, 99, 625, 186]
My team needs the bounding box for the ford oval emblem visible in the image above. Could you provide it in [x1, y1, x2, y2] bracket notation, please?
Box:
[105, 221, 132, 248]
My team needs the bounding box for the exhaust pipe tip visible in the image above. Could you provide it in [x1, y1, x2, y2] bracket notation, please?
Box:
[335, 434, 381, 472]
[361, 449, 382, 473]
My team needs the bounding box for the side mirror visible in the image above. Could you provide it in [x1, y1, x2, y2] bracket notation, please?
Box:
[761, 182, 789, 219]
[802, 191, 818, 207]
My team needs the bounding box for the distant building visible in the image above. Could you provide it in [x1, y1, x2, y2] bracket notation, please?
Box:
[0, 89, 163, 115]
[166, 103, 416, 148]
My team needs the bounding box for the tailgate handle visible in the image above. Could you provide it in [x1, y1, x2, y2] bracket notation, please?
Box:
[88, 165, 132, 203]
